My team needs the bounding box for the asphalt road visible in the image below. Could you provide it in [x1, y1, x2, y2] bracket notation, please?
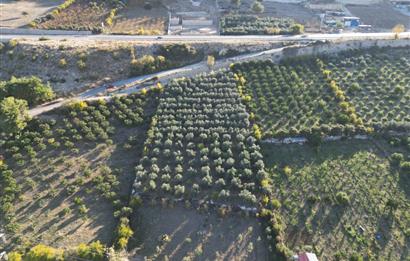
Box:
[1, 32, 410, 42]
[5, 31, 408, 116]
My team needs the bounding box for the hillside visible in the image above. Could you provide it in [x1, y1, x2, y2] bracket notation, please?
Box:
[1, 46, 409, 260]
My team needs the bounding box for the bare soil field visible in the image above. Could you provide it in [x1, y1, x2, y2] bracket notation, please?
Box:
[0, 0, 63, 28]
[219, 0, 320, 32]
[264, 2, 320, 31]
[36, 0, 112, 31]
[129, 205, 272, 260]
[110, 1, 168, 35]
[164, 0, 215, 12]
[347, 3, 410, 31]
[4, 115, 153, 250]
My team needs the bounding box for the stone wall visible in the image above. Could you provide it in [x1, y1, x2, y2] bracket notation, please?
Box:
[0, 28, 92, 35]
[272, 38, 410, 62]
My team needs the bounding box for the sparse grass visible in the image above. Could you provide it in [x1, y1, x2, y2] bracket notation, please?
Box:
[0, 92, 159, 250]
[262, 139, 410, 260]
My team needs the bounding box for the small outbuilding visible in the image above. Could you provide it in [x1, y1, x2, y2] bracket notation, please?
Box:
[297, 252, 319, 261]
[343, 17, 361, 27]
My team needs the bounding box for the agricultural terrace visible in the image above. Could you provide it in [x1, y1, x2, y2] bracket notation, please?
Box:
[220, 15, 304, 35]
[324, 48, 410, 132]
[132, 71, 269, 206]
[0, 91, 158, 250]
[262, 139, 410, 260]
[232, 47, 410, 139]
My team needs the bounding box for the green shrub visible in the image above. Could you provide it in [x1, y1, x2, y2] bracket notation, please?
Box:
[25, 244, 64, 261]
[390, 152, 404, 165]
[0, 76, 54, 106]
[77, 60, 86, 70]
[0, 97, 31, 134]
[76, 241, 105, 260]
[335, 191, 350, 205]
[116, 217, 133, 249]
[58, 58, 67, 68]
[6, 251, 22, 261]
[400, 161, 410, 173]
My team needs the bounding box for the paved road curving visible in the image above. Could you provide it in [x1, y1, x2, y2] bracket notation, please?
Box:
[28, 45, 293, 117]
[1, 31, 410, 42]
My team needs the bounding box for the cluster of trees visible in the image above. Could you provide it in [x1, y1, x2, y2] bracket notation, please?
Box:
[0, 164, 19, 229]
[110, 95, 147, 126]
[0, 76, 54, 135]
[0, 76, 54, 106]
[130, 44, 203, 76]
[325, 49, 410, 132]
[6, 241, 106, 261]
[232, 59, 365, 138]
[132, 71, 269, 204]
[229, 0, 264, 14]
[1, 92, 155, 169]
[220, 15, 304, 35]
[0, 92, 155, 251]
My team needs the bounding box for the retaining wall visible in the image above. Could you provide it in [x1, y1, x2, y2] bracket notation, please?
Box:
[0, 28, 92, 35]
[272, 38, 410, 62]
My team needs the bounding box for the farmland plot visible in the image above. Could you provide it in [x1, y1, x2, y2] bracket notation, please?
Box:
[220, 15, 302, 35]
[132, 71, 268, 206]
[232, 59, 359, 138]
[0, 92, 158, 250]
[36, 0, 113, 32]
[262, 140, 410, 260]
[232, 47, 410, 138]
[325, 48, 410, 132]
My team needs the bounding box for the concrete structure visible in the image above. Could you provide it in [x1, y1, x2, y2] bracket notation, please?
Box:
[170, 17, 180, 26]
[183, 19, 213, 26]
[169, 11, 215, 35]
[344, 17, 361, 27]
[294, 252, 319, 261]
[391, 0, 410, 3]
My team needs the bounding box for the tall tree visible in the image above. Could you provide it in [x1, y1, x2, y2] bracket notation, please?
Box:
[251, 1, 264, 13]
[392, 24, 405, 39]
[207, 55, 215, 71]
[0, 97, 31, 135]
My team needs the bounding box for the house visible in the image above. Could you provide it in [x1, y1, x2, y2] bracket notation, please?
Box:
[343, 17, 361, 27]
